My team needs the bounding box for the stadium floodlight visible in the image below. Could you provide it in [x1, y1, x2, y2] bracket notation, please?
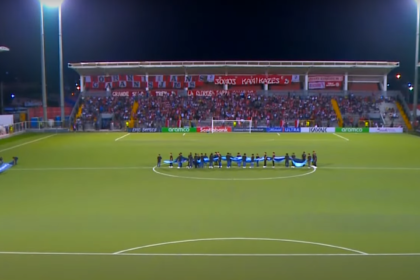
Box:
[211, 119, 253, 133]
[40, 0, 64, 7]
[413, 1, 420, 124]
[0, 46, 10, 52]
[39, 0, 65, 124]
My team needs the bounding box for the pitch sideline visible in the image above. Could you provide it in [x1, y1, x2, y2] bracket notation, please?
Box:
[0, 134, 56, 153]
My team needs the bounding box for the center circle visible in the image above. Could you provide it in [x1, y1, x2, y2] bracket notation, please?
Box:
[152, 166, 317, 181]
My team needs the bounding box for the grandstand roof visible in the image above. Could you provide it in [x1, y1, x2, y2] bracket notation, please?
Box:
[68, 60, 399, 76]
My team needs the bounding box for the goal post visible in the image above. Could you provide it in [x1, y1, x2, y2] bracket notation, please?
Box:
[211, 119, 252, 133]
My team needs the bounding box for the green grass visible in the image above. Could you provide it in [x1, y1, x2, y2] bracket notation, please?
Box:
[0, 132, 419, 280]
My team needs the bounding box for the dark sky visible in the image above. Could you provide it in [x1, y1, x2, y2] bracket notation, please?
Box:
[0, 0, 418, 94]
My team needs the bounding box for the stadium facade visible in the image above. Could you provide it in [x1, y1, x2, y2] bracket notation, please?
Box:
[67, 60, 413, 130]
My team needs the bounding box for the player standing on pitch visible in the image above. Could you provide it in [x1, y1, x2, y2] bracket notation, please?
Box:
[307, 153, 312, 168]
[272, 152, 276, 168]
[263, 152, 267, 168]
[209, 152, 214, 169]
[217, 152, 222, 168]
[285, 153, 290, 168]
[169, 153, 173, 168]
[312, 151, 317, 166]
[256, 153, 260, 167]
[157, 154, 162, 167]
[242, 153, 247, 168]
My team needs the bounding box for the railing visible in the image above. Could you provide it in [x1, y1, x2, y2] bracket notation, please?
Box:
[69, 93, 83, 125]
[80, 90, 403, 98]
[68, 61, 400, 68]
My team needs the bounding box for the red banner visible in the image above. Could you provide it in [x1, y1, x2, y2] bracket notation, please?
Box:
[197, 126, 232, 133]
[214, 75, 296, 85]
[308, 75, 343, 82]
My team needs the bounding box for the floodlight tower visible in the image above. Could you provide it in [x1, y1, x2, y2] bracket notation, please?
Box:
[40, 0, 65, 124]
[413, 0, 420, 125]
[0, 46, 10, 114]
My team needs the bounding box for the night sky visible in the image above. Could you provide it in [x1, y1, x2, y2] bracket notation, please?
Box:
[0, 0, 418, 95]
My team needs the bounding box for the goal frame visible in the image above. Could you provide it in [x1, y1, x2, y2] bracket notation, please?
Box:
[211, 119, 253, 133]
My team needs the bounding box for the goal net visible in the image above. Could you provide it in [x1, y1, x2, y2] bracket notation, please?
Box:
[211, 119, 252, 133]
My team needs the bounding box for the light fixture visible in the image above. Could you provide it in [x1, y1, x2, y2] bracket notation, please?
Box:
[40, 0, 64, 7]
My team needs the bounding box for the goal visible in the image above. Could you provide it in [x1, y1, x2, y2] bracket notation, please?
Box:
[211, 119, 252, 133]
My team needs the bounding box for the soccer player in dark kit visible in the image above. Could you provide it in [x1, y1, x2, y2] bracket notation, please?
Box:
[285, 153, 290, 168]
[226, 152, 231, 168]
[209, 152, 214, 169]
[169, 153, 173, 168]
[217, 152, 222, 168]
[272, 152, 276, 168]
[157, 154, 162, 167]
[236, 152, 241, 167]
[250, 154, 255, 168]
[263, 152, 267, 168]
[307, 153, 312, 168]
[200, 153, 205, 168]
[177, 153, 183, 169]
[242, 153, 247, 168]
[256, 153, 260, 167]
[188, 153, 193, 169]
[312, 151, 317, 166]
[302, 151, 306, 161]
[0, 157, 18, 166]
[194, 153, 199, 168]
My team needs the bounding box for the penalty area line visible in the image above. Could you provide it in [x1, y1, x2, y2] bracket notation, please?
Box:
[115, 133, 130, 141]
[333, 133, 349, 141]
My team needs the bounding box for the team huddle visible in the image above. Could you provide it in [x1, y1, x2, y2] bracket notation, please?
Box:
[157, 151, 317, 169]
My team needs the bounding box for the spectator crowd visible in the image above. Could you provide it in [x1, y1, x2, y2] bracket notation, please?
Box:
[76, 92, 400, 129]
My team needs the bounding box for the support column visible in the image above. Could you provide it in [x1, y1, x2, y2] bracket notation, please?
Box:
[145, 74, 149, 91]
[344, 73, 348, 91]
[304, 73, 309, 90]
[184, 74, 188, 91]
[264, 83, 268, 91]
[383, 75, 388, 92]
[80, 76, 84, 92]
[224, 84, 228, 90]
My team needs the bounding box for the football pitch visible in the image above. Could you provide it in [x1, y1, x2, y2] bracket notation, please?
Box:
[0, 132, 419, 280]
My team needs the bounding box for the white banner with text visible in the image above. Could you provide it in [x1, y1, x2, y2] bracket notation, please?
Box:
[300, 127, 335, 133]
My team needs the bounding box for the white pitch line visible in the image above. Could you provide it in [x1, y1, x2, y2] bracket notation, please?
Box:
[0, 251, 419, 257]
[6, 166, 420, 172]
[113, 237, 366, 255]
[0, 134, 55, 153]
[320, 166, 420, 170]
[333, 133, 349, 141]
[8, 166, 153, 171]
[115, 133, 130, 141]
